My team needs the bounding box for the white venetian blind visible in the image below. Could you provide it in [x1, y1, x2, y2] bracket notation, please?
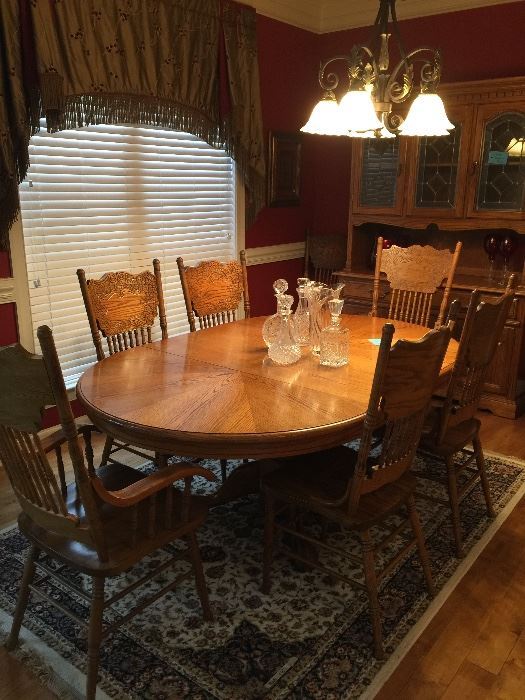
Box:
[19, 122, 236, 386]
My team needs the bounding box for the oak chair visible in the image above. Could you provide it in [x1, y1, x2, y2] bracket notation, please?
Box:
[1, 327, 215, 700]
[177, 250, 250, 333]
[304, 231, 347, 285]
[258, 320, 453, 659]
[77, 259, 168, 466]
[371, 238, 462, 327]
[417, 276, 517, 556]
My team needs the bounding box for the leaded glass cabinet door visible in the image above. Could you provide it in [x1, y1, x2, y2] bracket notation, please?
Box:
[407, 105, 472, 218]
[468, 106, 525, 220]
[352, 137, 408, 216]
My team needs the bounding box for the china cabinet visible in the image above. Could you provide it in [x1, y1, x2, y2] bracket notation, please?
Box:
[338, 76, 525, 418]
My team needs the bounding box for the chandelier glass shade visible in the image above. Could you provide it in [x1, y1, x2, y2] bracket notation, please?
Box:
[301, 0, 454, 139]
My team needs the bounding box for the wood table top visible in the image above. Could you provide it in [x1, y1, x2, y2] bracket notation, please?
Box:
[76, 315, 458, 459]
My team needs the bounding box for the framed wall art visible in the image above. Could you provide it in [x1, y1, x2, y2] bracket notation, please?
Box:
[267, 131, 301, 207]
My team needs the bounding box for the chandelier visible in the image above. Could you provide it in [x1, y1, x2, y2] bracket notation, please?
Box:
[301, 0, 454, 139]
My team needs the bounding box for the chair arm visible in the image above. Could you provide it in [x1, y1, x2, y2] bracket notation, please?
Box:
[40, 426, 68, 454]
[92, 462, 217, 507]
[40, 418, 100, 454]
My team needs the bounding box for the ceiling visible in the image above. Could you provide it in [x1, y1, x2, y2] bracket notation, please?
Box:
[246, 0, 520, 33]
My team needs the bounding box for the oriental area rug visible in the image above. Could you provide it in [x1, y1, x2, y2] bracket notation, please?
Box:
[1, 451, 525, 700]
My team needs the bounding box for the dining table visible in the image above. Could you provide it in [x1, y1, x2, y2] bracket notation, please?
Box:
[77, 314, 458, 501]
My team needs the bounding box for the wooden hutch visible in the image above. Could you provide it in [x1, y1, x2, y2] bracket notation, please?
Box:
[337, 76, 525, 418]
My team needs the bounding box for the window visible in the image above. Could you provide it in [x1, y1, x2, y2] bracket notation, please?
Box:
[18, 123, 240, 387]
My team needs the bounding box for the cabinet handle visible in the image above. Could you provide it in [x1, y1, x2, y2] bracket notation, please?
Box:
[469, 161, 479, 176]
[397, 162, 403, 177]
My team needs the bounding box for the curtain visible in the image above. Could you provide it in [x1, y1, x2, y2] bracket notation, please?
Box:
[0, 0, 266, 249]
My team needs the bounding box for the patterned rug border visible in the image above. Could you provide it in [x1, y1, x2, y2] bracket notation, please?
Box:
[361, 450, 525, 699]
[1, 450, 524, 700]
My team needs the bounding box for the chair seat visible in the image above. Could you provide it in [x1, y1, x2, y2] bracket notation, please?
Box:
[261, 445, 417, 529]
[18, 462, 209, 577]
[420, 405, 481, 457]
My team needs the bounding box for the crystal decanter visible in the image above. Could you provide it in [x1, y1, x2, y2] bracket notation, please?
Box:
[268, 294, 301, 365]
[293, 277, 311, 346]
[305, 282, 332, 356]
[262, 278, 289, 347]
[320, 298, 349, 367]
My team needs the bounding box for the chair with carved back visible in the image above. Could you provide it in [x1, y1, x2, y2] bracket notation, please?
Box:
[176, 251, 250, 482]
[416, 276, 517, 556]
[258, 320, 453, 659]
[304, 231, 347, 285]
[1, 326, 216, 700]
[77, 259, 168, 466]
[371, 238, 462, 327]
[176, 250, 250, 333]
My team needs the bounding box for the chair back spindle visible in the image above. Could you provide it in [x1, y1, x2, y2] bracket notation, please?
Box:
[177, 251, 250, 332]
[77, 259, 167, 360]
[372, 238, 462, 327]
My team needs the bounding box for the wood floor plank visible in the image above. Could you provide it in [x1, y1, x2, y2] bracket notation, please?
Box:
[492, 636, 525, 700]
[441, 659, 497, 699]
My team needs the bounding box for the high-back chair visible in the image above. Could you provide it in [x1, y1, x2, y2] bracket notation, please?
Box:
[77, 259, 168, 465]
[1, 327, 215, 700]
[177, 251, 250, 332]
[77, 259, 168, 361]
[371, 238, 462, 327]
[304, 231, 347, 285]
[418, 275, 517, 556]
[176, 251, 250, 482]
[259, 320, 453, 659]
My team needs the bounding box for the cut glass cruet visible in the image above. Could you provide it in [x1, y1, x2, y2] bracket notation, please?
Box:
[320, 298, 349, 367]
[293, 277, 311, 346]
[267, 294, 301, 366]
[262, 278, 289, 347]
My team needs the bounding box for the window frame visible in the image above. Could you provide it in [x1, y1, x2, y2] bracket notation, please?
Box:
[9, 129, 245, 365]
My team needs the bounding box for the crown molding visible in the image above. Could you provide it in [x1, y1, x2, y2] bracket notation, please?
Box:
[245, 0, 321, 32]
[249, 0, 521, 34]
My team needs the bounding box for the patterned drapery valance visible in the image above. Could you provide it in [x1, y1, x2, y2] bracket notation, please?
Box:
[0, 0, 266, 248]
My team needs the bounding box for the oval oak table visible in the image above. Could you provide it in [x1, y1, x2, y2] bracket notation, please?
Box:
[77, 315, 458, 502]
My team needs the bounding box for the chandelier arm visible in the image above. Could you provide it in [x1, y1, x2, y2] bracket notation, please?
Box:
[318, 47, 379, 92]
[384, 46, 442, 104]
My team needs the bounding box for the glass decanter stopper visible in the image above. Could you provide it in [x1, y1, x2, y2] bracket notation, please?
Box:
[262, 278, 288, 347]
[293, 277, 311, 346]
[268, 294, 301, 365]
[319, 281, 345, 332]
[320, 298, 349, 367]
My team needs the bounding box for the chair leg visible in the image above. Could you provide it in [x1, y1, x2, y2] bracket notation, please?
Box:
[100, 435, 113, 466]
[407, 495, 436, 597]
[473, 435, 495, 518]
[86, 577, 105, 700]
[445, 455, 464, 558]
[6, 544, 39, 651]
[187, 532, 213, 622]
[262, 492, 276, 595]
[360, 529, 384, 660]
[220, 459, 228, 484]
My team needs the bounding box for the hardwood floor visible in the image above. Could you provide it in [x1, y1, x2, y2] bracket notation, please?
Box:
[1, 412, 525, 699]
